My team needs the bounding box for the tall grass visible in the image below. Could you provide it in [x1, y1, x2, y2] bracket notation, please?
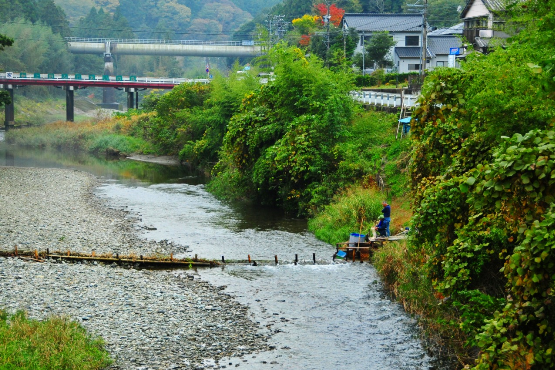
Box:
[6, 118, 154, 156]
[308, 185, 384, 244]
[0, 309, 112, 369]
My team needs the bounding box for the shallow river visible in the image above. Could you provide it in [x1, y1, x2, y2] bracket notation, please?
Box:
[0, 143, 439, 369]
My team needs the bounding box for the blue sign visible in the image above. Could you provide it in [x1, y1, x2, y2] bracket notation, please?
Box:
[449, 47, 461, 55]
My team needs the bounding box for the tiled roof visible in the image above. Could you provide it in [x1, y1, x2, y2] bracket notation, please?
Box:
[395, 47, 434, 58]
[343, 13, 424, 32]
[428, 23, 464, 36]
[428, 36, 462, 55]
[482, 0, 506, 11]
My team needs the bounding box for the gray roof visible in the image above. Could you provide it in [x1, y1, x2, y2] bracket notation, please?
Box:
[395, 47, 434, 58]
[428, 23, 464, 36]
[428, 36, 462, 55]
[343, 13, 424, 32]
[461, 0, 507, 18]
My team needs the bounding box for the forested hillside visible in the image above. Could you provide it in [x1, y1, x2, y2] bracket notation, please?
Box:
[54, 0, 282, 38]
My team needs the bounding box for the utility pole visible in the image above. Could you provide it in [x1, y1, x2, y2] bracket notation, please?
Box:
[420, 0, 428, 78]
[343, 23, 347, 59]
[407, 0, 427, 79]
[320, 1, 331, 66]
[266, 15, 286, 49]
[362, 32, 365, 76]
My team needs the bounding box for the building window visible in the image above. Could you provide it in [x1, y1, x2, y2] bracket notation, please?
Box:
[493, 21, 505, 31]
[408, 64, 420, 71]
[405, 36, 419, 46]
[436, 61, 445, 67]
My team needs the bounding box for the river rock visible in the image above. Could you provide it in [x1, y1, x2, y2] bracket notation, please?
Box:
[0, 167, 271, 368]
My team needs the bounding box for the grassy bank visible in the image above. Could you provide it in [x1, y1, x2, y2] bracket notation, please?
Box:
[1, 95, 92, 126]
[6, 117, 155, 156]
[307, 109, 412, 244]
[0, 309, 112, 369]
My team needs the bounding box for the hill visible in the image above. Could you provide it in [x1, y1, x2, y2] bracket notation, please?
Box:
[54, 0, 282, 39]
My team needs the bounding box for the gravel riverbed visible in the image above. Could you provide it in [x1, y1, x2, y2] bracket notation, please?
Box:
[0, 167, 272, 369]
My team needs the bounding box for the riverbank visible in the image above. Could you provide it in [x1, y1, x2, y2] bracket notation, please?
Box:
[0, 166, 271, 369]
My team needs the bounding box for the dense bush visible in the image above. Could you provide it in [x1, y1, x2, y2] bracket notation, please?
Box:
[353, 72, 418, 87]
[404, 3, 555, 367]
[209, 46, 356, 216]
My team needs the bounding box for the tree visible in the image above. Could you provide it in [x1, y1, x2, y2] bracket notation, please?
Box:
[427, 0, 465, 28]
[366, 31, 396, 69]
[212, 45, 356, 215]
[0, 33, 14, 108]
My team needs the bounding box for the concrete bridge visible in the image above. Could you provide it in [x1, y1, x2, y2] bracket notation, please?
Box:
[66, 38, 265, 58]
[65, 38, 265, 109]
[0, 72, 208, 128]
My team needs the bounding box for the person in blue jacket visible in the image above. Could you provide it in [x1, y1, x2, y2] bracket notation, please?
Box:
[375, 215, 387, 237]
[381, 201, 391, 237]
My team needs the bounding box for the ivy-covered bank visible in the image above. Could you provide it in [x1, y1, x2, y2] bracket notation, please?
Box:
[375, 3, 555, 369]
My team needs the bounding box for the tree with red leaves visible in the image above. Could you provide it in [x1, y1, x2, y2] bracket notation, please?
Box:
[314, 3, 345, 27]
[299, 34, 311, 46]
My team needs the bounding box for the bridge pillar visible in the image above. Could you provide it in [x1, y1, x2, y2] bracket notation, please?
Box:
[102, 51, 117, 109]
[3, 85, 15, 130]
[125, 88, 135, 110]
[65, 86, 74, 122]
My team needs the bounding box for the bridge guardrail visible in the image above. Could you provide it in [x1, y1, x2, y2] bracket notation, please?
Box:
[0, 72, 209, 85]
[350, 91, 419, 108]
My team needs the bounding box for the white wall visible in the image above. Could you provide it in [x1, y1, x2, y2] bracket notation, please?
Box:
[465, 0, 489, 18]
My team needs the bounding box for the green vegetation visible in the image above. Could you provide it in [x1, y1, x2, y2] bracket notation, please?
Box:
[7, 119, 154, 155]
[209, 46, 356, 216]
[0, 309, 112, 369]
[308, 110, 412, 243]
[370, 3, 555, 368]
[0, 32, 13, 108]
[9, 1, 555, 366]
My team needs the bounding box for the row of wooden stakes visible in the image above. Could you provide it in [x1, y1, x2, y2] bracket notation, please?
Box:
[1, 247, 322, 268]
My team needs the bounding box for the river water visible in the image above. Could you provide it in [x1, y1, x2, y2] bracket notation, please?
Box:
[0, 142, 439, 369]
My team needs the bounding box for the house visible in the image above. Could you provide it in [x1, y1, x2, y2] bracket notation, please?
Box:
[342, 13, 425, 51]
[428, 22, 464, 36]
[460, 0, 509, 53]
[343, 13, 465, 73]
[342, 13, 425, 71]
[393, 35, 462, 72]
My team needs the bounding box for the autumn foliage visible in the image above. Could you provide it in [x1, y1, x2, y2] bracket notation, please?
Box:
[299, 34, 311, 46]
[315, 3, 345, 27]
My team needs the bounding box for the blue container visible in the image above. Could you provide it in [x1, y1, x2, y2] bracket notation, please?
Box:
[336, 250, 347, 259]
[349, 233, 365, 245]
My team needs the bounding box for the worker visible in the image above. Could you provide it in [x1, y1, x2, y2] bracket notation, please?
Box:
[381, 201, 391, 237]
[375, 215, 387, 237]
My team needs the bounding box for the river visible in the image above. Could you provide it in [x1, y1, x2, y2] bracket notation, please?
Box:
[0, 141, 440, 369]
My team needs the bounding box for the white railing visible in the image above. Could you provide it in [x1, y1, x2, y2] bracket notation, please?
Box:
[350, 91, 419, 108]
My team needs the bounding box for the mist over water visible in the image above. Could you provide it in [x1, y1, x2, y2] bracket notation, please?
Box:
[0, 144, 439, 369]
